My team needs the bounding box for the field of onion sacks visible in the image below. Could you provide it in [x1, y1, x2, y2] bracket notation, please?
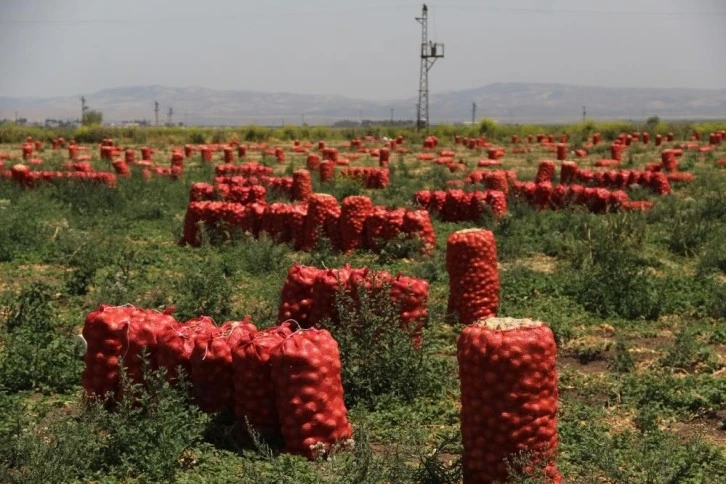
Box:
[0, 122, 725, 482]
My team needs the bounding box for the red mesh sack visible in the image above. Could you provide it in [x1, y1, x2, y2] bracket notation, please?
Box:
[190, 182, 215, 202]
[82, 305, 176, 402]
[302, 194, 338, 250]
[458, 318, 560, 483]
[610, 143, 623, 161]
[484, 170, 509, 195]
[381, 208, 406, 242]
[277, 263, 322, 327]
[306, 154, 321, 170]
[389, 274, 429, 348]
[560, 161, 578, 184]
[190, 319, 257, 413]
[556, 144, 567, 161]
[667, 172, 694, 184]
[363, 206, 387, 251]
[261, 203, 294, 243]
[270, 328, 353, 458]
[442, 189, 466, 222]
[401, 209, 436, 252]
[322, 205, 342, 251]
[535, 160, 556, 183]
[649, 172, 672, 195]
[446, 229, 499, 325]
[534, 182, 553, 210]
[157, 316, 217, 384]
[413, 190, 432, 208]
[487, 190, 508, 218]
[232, 323, 293, 439]
[308, 266, 362, 327]
[319, 161, 335, 183]
[292, 169, 313, 201]
[426, 191, 447, 214]
[339, 195, 374, 253]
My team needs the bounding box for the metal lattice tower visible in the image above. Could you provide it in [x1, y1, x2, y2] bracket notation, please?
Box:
[415, 4, 444, 131]
[80, 96, 87, 124]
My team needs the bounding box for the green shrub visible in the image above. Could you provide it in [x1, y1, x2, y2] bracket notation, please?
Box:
[621, 374, 726, 417]
[100, 362, 209, 481]
[609, 338, 635, 373]
[0, 363, 208, 482]
[0, 401, 107, 483]
[322, 282, 449, 408]
[0, 283, 82, 393]
[659, 326, 719, 373]
[567, 214, 660, 320]
[0, 195, 54, 263]
[668, 209, 712, 257]
[174, 249, 236, 322]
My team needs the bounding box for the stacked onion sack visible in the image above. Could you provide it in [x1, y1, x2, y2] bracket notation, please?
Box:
[446, 229, 500, 325]
[82, 305, 176, 403]
[275, 263, 429, 347]
[302, 194, 340, 250]
[232, 323, 294, 441]
[270, 327, 353, 458]
[81, 306, 354, 460]
[458, 318, 560, 483]
[189, 319, 258, 413]
[157, 316, 216, 385]
[339, 195, 374, 253]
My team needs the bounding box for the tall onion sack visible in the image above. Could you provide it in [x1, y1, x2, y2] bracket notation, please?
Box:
[292, 169, 313, 201]
[446, 229, 499, 325]
[82, 305, 176, 402]
[190, 319, 257, 413]
[339, 195, 374, 253]
[232, 323, 293, 439]
[271, 328, 353, 458]
[157, 316, 216, 384]
[389, 274, 429, 348]
[277, 263, 321, 327]
[308, 266, 362, 327]
[401, 209, 436, 252]
[302, 194, 339, 250]
[535, 160, 556, 184]
[458, 318, 560, 483]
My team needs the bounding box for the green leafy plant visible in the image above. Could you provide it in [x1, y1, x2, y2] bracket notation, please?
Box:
[322, 282, 449, 408]
[609, 338, 635, 373]
[0, 283, 81, 393]
[660, 326, 719, 373]
[568, 214, 660, 320]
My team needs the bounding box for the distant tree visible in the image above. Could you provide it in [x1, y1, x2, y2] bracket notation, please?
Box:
[645, 116, 661, 130]
[478, 118, 498, 136]
[83, 110, 103, 126]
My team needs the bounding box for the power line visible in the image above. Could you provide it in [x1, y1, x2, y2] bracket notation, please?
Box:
[3, 4, 724, 25]
[434, 4, 726, 17]
[0, 5, 420, 25]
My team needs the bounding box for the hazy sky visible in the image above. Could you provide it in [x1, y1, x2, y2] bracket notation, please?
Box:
[1, 0, 725, 100]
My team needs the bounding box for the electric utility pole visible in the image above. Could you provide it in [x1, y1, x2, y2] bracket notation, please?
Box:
[80, 96, 87, 124]
[415, 4, 444, 131]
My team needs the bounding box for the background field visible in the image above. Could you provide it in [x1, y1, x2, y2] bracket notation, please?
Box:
[1, 119, 725, 483]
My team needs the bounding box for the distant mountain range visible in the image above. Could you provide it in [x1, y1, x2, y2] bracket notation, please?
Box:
[2, 83, 725, 125]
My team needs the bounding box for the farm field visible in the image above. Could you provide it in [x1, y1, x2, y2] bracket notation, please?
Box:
[0, 121, 725, 483]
